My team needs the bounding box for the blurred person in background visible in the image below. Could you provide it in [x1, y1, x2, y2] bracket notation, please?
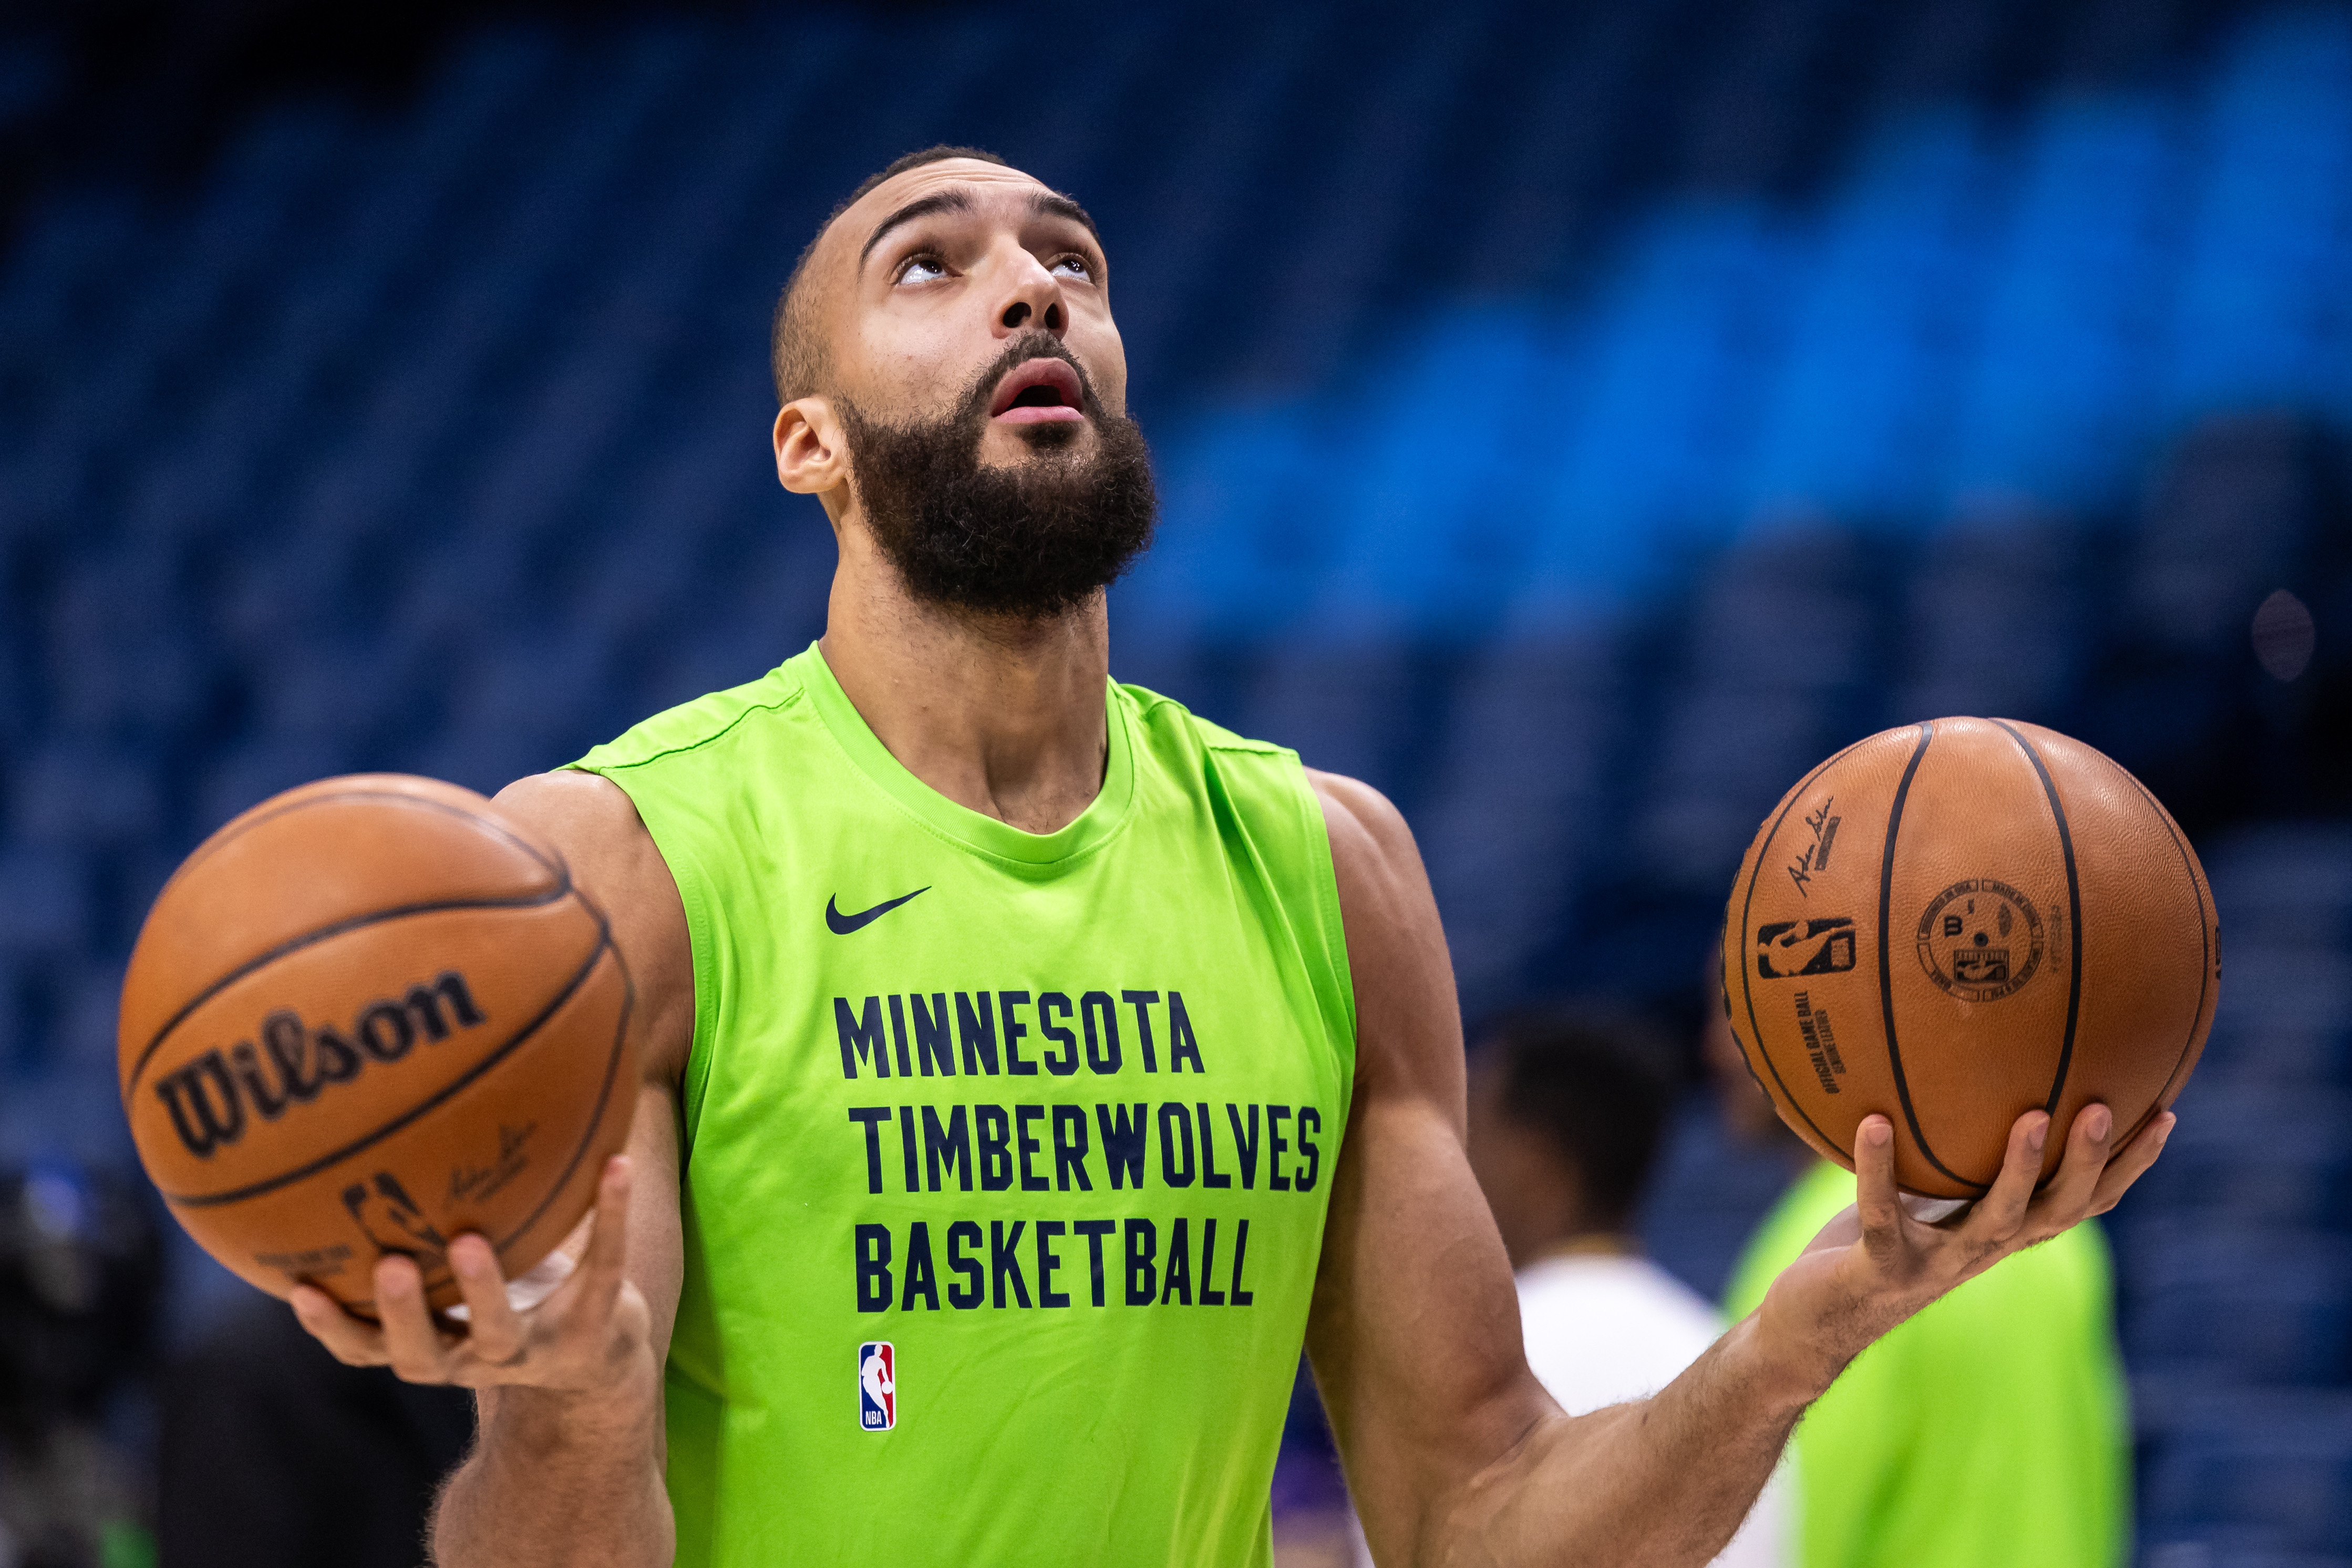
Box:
[1465, 1009, 1790, 1568]
[1708, 996, 2132, 1567]
[157, 1297, 472, 1568]
[0, 1165, 162, 1568]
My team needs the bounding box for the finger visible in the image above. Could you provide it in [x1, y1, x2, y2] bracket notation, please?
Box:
[447, 1233, 528, 1367]
[1958, 1110, 2050, 1249]
[572, 1156, 634, 1306]
[2027, 1101, 2115, 1226]
[2087, 1111, 2175, 1215]
[524, 1156, 632, 1343]
[289, 1285, 389, 1367]
[374, 1253, 457, 1382]
[1851, 1116, 1903, 1257]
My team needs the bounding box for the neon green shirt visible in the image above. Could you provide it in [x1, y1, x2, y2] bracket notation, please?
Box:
[1725, 1161, 2131, 1568]
[573, 645, 1356, 1567]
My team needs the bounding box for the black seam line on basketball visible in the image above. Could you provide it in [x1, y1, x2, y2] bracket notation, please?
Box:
[159, 931, 608, 1211]
[123, 876, 574, 1100]
[1737, 734, 1876, 1163]
[388, 942, 637, 1303]
[327, 910, 631, 1316]
[1877, 721, 1988, 1195]
[2112, 767, 2214, 1148]
[168, 789, 565, 897]
[336, 931, 635, 1326]
[1991, 720, 2086, 1121]
[488, 927, 632, 1262]
[131, 785, 571, 1089]
[1737, 736, 1876, 1160]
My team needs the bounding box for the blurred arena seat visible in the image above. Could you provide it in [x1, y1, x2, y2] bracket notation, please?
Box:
[1420, 632, 1627, 1013]
[2141, 1390, 2352, 1561]
[1891, 511, 2090, 726]
[2121, 826, 2352, 1559]
[1635, 524, 1891, 897]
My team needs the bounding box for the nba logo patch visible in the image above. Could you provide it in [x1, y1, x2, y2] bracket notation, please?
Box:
[858, 1341, 895, 1431]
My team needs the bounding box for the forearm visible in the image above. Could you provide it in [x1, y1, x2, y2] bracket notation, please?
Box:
[431, 1370, 674, 1568]
[1436, 1316, 1816, 1568]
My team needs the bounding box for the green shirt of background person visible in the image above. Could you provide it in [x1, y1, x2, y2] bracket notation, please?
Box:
[1713, 1002, 2133, 1568]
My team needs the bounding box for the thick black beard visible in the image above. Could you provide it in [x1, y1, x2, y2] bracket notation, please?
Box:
[841, 334, 1158, 620]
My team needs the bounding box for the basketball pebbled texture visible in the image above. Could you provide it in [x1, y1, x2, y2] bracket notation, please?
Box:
[119, 775, 638, 1315]
[1722, 718, 2219, 1200]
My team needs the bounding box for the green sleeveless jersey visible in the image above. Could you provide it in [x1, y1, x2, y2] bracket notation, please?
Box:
[571, 644, 1356, 1567]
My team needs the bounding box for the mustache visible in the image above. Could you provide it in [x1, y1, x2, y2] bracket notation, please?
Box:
[954, 331, 1107, 425]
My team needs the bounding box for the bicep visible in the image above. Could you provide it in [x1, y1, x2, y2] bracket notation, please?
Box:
[1302, 773, 1556, 1557]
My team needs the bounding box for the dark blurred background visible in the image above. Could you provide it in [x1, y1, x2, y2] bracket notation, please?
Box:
[1, 0, 2348, 1563]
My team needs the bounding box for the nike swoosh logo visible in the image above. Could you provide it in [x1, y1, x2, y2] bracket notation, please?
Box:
[826, 887, 930, 935]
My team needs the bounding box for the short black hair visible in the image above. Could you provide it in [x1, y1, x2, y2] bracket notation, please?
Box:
[1479, 1008, 1679, 1231]
[769, 145, 1011, 405]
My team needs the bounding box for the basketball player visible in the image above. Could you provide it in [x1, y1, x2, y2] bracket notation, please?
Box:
[288, 147, 2174, 1566]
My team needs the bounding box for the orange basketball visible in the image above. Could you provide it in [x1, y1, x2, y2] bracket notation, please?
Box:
[1722, 718, 2219, 1200]
[118, 775, 637, 1316]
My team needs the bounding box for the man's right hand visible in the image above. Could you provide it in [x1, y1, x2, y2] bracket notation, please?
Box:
[290, 1154, 652, 1396]
[295, 770, 691, 1568]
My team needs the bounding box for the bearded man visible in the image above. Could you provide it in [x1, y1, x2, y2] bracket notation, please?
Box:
[290, 147, 2171, 1567]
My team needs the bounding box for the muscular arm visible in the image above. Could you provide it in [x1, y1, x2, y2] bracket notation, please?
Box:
[1303, 771, 2171, 1567]
[291, 770, 694, 1568]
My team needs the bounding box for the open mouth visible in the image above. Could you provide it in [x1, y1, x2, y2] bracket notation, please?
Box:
[988, 358, 1088, 425]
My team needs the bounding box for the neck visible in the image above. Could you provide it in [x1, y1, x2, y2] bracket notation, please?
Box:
[820, 522, 1112, 835]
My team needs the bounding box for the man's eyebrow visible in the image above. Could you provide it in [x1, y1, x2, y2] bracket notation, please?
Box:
[1030, 190, 1100, 243]
[859, 189, 976, 269]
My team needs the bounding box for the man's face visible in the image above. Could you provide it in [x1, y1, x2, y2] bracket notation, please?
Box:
[791, 159, 1152, 616]
[822, 158, 1128, 466]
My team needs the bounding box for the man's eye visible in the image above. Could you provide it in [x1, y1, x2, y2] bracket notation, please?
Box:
[1050, 255, 1092, 280]
[896, 255, 949, 284]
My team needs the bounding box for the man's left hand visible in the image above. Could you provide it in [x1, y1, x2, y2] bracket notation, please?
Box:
[1756, 1103, 2174, 1399]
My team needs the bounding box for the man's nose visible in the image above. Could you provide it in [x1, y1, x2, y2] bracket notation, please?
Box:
[992, 248, 1068, 337]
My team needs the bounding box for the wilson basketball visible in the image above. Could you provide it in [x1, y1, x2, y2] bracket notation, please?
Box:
[117, 775, 637, 1316]
[1722, 718, 2219, 1200]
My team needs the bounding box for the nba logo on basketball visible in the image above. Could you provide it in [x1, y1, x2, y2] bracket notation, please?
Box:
[858, 1341, 895, 1431]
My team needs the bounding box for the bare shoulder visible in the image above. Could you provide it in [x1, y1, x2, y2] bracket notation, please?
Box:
[1304, 767, 1442, 960]
[1307, 769, 1415, 871]
[1304, 769, 1463, 1111]
[494, 770, 694, 1088]
[494, 768, 649, 854]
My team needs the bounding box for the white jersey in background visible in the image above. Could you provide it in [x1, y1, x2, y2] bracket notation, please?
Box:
[1515, 1253, 1794, 1568]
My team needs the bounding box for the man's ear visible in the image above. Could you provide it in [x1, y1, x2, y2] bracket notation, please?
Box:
[776, 397, 849, 496]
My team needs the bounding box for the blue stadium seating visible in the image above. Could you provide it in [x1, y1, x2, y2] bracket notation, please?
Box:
[1943, 94, 2181, 509]
[1420, 633, 1627, 1010]
[1891, 513, 2090, 725]
[2142, 1390, 2352, 1557]
[2117, 825, 2352, 1558]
